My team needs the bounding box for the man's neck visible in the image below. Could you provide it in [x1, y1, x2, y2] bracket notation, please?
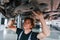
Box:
[24, 29, 32, 34]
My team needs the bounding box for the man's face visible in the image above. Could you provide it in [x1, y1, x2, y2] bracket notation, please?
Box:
[23, 19, 32, 30]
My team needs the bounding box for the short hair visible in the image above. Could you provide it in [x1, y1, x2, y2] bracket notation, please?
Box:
[24, 17, 34, 27]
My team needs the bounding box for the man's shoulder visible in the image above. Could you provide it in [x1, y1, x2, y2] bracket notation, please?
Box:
[17, 28, 23, 31]
[31, 32, 39, 40]
[16, 28, 23, 34]
[32, 31, 39, 36]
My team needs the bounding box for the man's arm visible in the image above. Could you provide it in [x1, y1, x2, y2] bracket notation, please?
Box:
[7, 22, 17, 32]
[32, 11, 50, 40]
[6, 26, 17, 32]
[8, 28, 17, 32]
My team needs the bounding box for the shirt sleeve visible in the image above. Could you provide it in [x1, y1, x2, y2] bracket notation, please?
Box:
[31, 32, 39, 40]
[16, 28, 23, 35]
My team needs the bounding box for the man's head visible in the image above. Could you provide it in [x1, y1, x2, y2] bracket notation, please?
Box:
[23, 17, 34, 30]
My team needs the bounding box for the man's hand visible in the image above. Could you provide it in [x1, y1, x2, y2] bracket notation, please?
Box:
[32, 11, 44, 21]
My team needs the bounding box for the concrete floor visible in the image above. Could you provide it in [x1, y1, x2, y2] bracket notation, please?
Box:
[0, 27, 60, 40]
[0, 30, 3, 40]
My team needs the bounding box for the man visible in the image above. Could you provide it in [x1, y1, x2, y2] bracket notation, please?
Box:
[8, 11, 50, 40]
